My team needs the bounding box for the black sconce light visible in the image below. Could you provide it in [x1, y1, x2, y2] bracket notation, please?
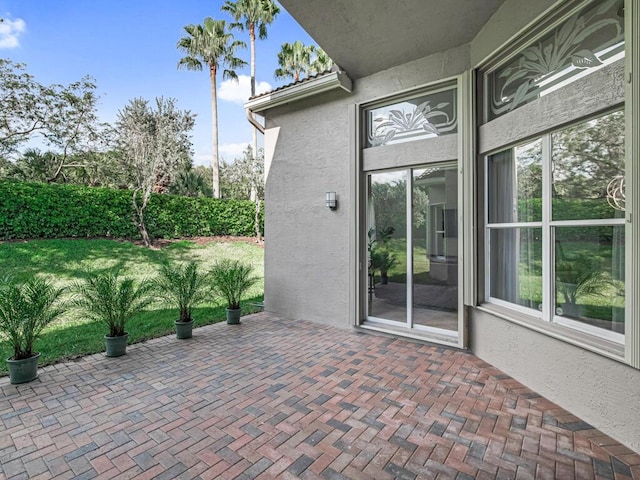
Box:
[326, 191, 337, 210]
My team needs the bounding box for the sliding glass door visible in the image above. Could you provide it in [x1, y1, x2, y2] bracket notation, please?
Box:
[366, 163, 460, 339]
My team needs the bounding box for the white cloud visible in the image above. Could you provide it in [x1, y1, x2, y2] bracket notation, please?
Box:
[218, 75, 272, 104]
[0, 17, 26, 49]
[219, 142, 251, 160]
[193, 153, 212, 167]
[193, 143, 251, 166]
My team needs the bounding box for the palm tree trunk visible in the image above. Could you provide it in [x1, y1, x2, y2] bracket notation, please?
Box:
[249, 24, 256, 98]
[209, 64, 220, 198]
[250, 24, 258, 166]
[249, 23, 260, 242]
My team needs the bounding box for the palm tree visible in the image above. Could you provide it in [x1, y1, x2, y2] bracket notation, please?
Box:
[310, 47, 333, 75]
[221, 0, 279, 206]
[177, 18, 246, 198]
[222, 0, 279, 100]
[274, 41, 333, 82]
[274, 40, 312, 82]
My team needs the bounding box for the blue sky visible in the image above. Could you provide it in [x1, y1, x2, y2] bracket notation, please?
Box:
[0, 0, 316, 165]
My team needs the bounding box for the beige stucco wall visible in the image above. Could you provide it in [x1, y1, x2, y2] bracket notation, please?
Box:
[263, 91, 351, 327]
[261, 0, 640, 452]
[471, 310, 640, 451]
[263, 45, 470, 327]
[467, 0, 640, 452]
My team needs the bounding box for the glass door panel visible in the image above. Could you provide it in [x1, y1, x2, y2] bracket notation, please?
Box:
[412, 165, 458, 331]
[367, 171, 407, 324]
[365, 163, 460, 341]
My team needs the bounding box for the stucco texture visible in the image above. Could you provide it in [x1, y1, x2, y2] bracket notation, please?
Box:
[263, 91, 352, 327]
[258, 0, 640, 453]
[471, 309, 640, 451]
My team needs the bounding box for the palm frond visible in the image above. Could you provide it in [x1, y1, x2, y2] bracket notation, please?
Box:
[0, 277, 66, 359]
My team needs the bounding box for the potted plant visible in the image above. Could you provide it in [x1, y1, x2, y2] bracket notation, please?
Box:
[71, 270, 153, 357]
[0, 277, 66, 384]
[370, 247, 398, 285]
[556, 253, 612, 318]
[210, 259, 257, 325]
[153, 261, 210, 339]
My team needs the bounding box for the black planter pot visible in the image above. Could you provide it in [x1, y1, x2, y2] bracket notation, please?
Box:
[104, 333, 128, 357]
[7, 353, 40, 384]
[175, 320, 193, 339]
[226, 308, 242, 324]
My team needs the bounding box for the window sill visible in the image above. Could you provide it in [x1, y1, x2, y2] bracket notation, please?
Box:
[475, 303, 626, 363]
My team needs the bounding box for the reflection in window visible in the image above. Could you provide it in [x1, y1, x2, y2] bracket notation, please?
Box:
[487, 0, 625, 120]
[365, 88, 457, 148]
[488, 139, 542, 223]
[367, 171, 407, 323]
[555, 226, 625, 333]
[490, 228, 542, 310]
[486, 109, 625, 339]
[552, 110, 625, 220]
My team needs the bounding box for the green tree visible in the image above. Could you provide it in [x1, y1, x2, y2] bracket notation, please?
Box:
[220, 146, 264, 241]
[220, 145, 264, 200]
[221, 0, 279, 195]
[274, 40, 311, 82]
[0, 60, 111, 179]
[274, 41, 333, 82]
[222, 0, 279, 100]
[551, 110, 624, 201]
[3, 148, 57, 182]
[169, 164, 213, 197]
[116, 97, 195, 247]
[310, 47, 333, 74]
[177, 18, 247, 198]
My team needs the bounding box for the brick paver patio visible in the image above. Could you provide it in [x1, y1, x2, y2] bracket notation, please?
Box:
[1, 312, 639, 479]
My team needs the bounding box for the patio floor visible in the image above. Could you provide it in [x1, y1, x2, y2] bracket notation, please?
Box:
[1, 312, 639, 480]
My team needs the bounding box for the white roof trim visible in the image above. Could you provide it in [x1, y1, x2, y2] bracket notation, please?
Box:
[244, 70, 352, 113]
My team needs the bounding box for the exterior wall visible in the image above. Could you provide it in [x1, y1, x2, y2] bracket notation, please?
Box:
[263, 91, 351, 327]
[261, 0, 640, 452]
[471, 309, 640, 451]
[263, 45, 470, 327]
[467, 0, 640, 452]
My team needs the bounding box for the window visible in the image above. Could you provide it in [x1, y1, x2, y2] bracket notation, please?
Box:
[485, 110, 625, 341]
[364, 87, 457, 148]
[486, 0, 624, 120]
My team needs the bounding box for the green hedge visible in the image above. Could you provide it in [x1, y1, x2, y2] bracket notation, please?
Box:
[0, 180, 263, 240]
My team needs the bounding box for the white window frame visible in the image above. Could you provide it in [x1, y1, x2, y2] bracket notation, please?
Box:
[484, 111, 626, 345]
[357, 77, 467, 349]
[477, 0, 637, 365]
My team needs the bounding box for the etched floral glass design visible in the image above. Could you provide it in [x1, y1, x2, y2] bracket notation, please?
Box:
[364, 88, 457, 148]
[487, 0, 624, 121]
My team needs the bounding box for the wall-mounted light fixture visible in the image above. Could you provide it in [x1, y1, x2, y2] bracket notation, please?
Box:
[326, 191, 337, 210]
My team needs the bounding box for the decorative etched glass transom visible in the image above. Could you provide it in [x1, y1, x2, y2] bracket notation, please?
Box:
[364, 88, 457, 148]
[487, 0, 625, 121]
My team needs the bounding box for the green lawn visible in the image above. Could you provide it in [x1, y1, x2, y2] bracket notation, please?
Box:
[0, 238, 264, 375]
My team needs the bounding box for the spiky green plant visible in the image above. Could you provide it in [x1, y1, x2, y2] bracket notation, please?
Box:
[556, 253, 612, 306]
[210, 259, 257, 310]
[71, 271, 153, 337]
[154, 261, 211, 322]
[0, 277, 66, 360]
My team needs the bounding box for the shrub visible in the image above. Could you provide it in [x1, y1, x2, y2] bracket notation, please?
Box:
[0, 277, 66, 359]
[0, 180, 263, 240]
[210, 259, 257, 310]
[71, 270, 154, 337]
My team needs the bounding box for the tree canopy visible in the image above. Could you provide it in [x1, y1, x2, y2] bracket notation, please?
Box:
[116, 97, 195, 246]
[274, 41, 333, 82]
[177, 17, 247, 198]
[0, 59, 111, 182]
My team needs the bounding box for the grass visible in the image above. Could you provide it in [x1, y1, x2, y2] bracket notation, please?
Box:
[0, 237, 264, 375]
